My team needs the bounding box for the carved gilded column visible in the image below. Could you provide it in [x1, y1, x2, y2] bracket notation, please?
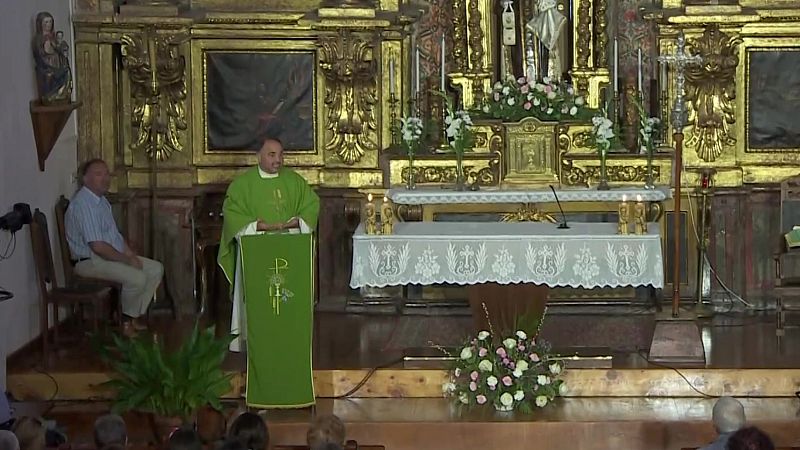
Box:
[449, 0, 494, 109]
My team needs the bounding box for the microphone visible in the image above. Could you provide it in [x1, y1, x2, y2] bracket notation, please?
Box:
[549, 185, 569, 229]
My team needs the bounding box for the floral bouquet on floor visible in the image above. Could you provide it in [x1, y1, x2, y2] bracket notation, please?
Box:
[398, 116, 424, 189]
[479, 76, 594, 122]
[443, 329, 566, 413]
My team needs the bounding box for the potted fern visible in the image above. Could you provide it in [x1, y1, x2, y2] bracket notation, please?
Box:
[99, 323, 234, 440]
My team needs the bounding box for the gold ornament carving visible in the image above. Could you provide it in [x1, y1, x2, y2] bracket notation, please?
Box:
[576, 0, 591, 68]
[685, 26, 740, 162]
[121, 31, 188, 161]
[467, 0, 485, 72]
[402, 161, 499, 186]
[318, 30, 378, 165]
[561, 160, 661, 186]
[501, 205, 557, 223]
[452, 0, 468, 73]
[594, 0, 608, 67]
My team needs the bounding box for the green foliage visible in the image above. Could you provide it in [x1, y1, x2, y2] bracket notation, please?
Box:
[99, 323, 234, 421]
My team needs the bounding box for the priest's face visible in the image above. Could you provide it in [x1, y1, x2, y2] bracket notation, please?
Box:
[83, 160, 111, 196]
[258, 139, 284, 174]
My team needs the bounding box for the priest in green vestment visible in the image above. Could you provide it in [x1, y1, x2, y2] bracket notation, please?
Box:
[217, 138, 320, 352]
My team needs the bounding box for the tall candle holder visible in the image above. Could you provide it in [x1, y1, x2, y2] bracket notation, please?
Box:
[389, 93, 399, 147]
[618, 196, 630, 234]
[364, 193, 377, 235]
[380, 196, 394, 235]
[633, 195, 647, 235]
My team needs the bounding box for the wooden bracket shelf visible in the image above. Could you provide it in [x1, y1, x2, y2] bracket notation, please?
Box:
[29, 100, 82, 172]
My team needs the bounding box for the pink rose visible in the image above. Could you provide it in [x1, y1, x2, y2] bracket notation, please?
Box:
[523, 102, 532, 110]
[470, 371, 479, 381]
[479, 347, 488, 357]
[517, 77, 526, 85]
[469, 381, 478, 392]
[496, 347, 507, 358]
[489, 384, 496, 391]
[476, 395, 487, 404]
[521, 85, 529, 94]
[544, 85, 553, 94]
[509, 362, 516, 370]
[502, 376, 513, 386]
[530, 353, 540, 362]
[502, 357, 509, 365]
[517, 344, 526, 351]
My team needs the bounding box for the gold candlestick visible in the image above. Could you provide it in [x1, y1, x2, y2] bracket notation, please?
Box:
[364, 193, 377, 235]
[618, 195, 630, 235]
[634, 195, 647, 235]
[380, 196, 394, 235]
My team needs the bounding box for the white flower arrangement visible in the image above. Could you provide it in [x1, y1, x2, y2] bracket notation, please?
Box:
[444, 108, 474, 156]
[398, 116, 424, 157]
[481, 76, 592, 122]
[444, 329, 566, 413]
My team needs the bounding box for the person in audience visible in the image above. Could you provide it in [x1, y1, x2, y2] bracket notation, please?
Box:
[65, 158, 164, 335]
[227, 413, 268, 450]
[726, 426, 775, 450]
[93, 414, 127, 448]
[699, 396, 746, 450]
[11, 417, 45, 450]
[167, 429, 203, 450]
[197, 407, 227, 449]
[0, 430, 19, 450]
[306, 415, 345, 449]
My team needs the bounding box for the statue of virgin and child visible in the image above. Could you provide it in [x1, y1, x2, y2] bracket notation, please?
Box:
[32, 11, 73, 104]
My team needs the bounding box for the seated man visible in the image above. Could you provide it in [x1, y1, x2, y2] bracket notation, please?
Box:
[93, 414, 127, 449]
[65, 159, 163, 333]
[699, 396, 746, 450]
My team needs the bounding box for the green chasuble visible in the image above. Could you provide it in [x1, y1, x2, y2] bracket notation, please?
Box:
[218, 166, 320, 285]
[216, 166, 319, 408]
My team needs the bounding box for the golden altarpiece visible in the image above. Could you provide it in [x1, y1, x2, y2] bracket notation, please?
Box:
[70, 0, 800, 312]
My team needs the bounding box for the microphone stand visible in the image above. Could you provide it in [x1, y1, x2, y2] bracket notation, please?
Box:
[549, 185, 569, 229]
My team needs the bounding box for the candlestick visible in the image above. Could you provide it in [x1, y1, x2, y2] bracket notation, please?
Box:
[660, 61, 667, 93]
[637, 48, 643, 94]
[618, 195, 629, 235]
[381, 196, 394, 235]
[634, 195, 646, 235]
[415, 47, 420, 95]
[440, 33, 446, 92]
[364, 193, 377, 235]
[389, 57, 395, 96]
[613, 38, 619, 94]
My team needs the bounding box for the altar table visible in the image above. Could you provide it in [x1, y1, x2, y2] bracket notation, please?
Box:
[385, 187, 670, 206]
[349, 221, 664, 290]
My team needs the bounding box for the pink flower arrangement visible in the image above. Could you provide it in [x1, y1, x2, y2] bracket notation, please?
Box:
[479, 76, 593, 122]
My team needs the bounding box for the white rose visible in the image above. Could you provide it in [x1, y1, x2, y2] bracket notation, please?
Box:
[442, 382, 456, 394]
[460, 347, 473, 360]
[559, 383, 568, 395]
[546, 107, 554, 114]
[575, 96, 585, 106]
[547, 91, 557, 100]
[535, 395, 548, 407]
[514, 390, 525, 401]
[512, 368, 523, 378]
[507, 97, 515, 106]
[502, 86, 510, 95]
[478, 359, 493, 372]
[542, 76, 551, 84]
[503, 338, 516, 349]
[477, 331, 490, 340]
[533, 98, 541, 106]
[482, 104, 490, 113]
[516, 360, 529, 372]
[515, 330, 527, 340]
[494, 81, 503, 90]
[455, 367, 462, 377]
[486, 376, 498, 387]
[500, 392, 514, 407]
[537, 375, 550, 385]
[570, 106, 578, 116]
[549, 363, 561, 375]
[459, 392, 469, 404]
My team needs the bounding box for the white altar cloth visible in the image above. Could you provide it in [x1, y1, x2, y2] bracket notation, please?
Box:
[386, 187, 670, 205]
[350, 222, 663, 289]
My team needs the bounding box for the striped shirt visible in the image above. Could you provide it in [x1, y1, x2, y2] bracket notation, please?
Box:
[65, 186, 126, 259]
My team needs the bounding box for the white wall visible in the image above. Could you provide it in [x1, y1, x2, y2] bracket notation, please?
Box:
[0, 0, 78, 390]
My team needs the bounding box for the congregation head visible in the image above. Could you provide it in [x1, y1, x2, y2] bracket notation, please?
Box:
[79, 158, 111, 196]
[257, 138, 284, 174]
[0, 431, 19, 450]
[228, 412, 268, 450]
[167, 429, 203, 450]
[726, 426, 775, 450]
[11, 417, 45, 450]
[712, 396, 745, 434]
[306, 414, 345, 449]
[93, 413, 127, 448]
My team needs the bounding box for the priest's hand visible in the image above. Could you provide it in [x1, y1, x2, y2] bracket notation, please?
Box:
[256, 219, 288, 232]
[285, 217, 300, 229]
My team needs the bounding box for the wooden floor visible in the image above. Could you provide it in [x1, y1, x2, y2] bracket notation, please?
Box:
[7, 308, 800, 450]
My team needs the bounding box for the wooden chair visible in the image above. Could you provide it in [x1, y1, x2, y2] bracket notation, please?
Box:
[273, 440, 385, 450]
[774, 176, 800, 337]
[54, 195, 123, 328]
[29, 208, 113, 365]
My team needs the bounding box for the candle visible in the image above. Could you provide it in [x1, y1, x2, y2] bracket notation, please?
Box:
[389, 57, 396, 96]
[415, 47, 420, 95]
[381, 196, 394, 235]
[618, 195, 629, 235]
[637, 48, 643, 94]
[613, 38, 619, 93]
[634, 195, 646, 235]
[660, 61, 668, 93]
[440, 33, 446, 91]
[365, 193, 376, 234]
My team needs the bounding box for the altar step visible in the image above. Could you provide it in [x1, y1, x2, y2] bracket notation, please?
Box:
[8, 367, 800, 402]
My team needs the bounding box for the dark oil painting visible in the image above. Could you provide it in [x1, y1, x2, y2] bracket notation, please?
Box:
[206, 52, 314, 152]
[748, 49, 800, 150]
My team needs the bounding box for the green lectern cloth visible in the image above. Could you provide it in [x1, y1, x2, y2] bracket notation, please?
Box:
[239, 233, 315, 408]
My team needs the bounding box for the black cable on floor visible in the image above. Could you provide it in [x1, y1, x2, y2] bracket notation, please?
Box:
[635, 350, 715, 398]
[33, 367, 60, 416]
[332, 356, 406, 399]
